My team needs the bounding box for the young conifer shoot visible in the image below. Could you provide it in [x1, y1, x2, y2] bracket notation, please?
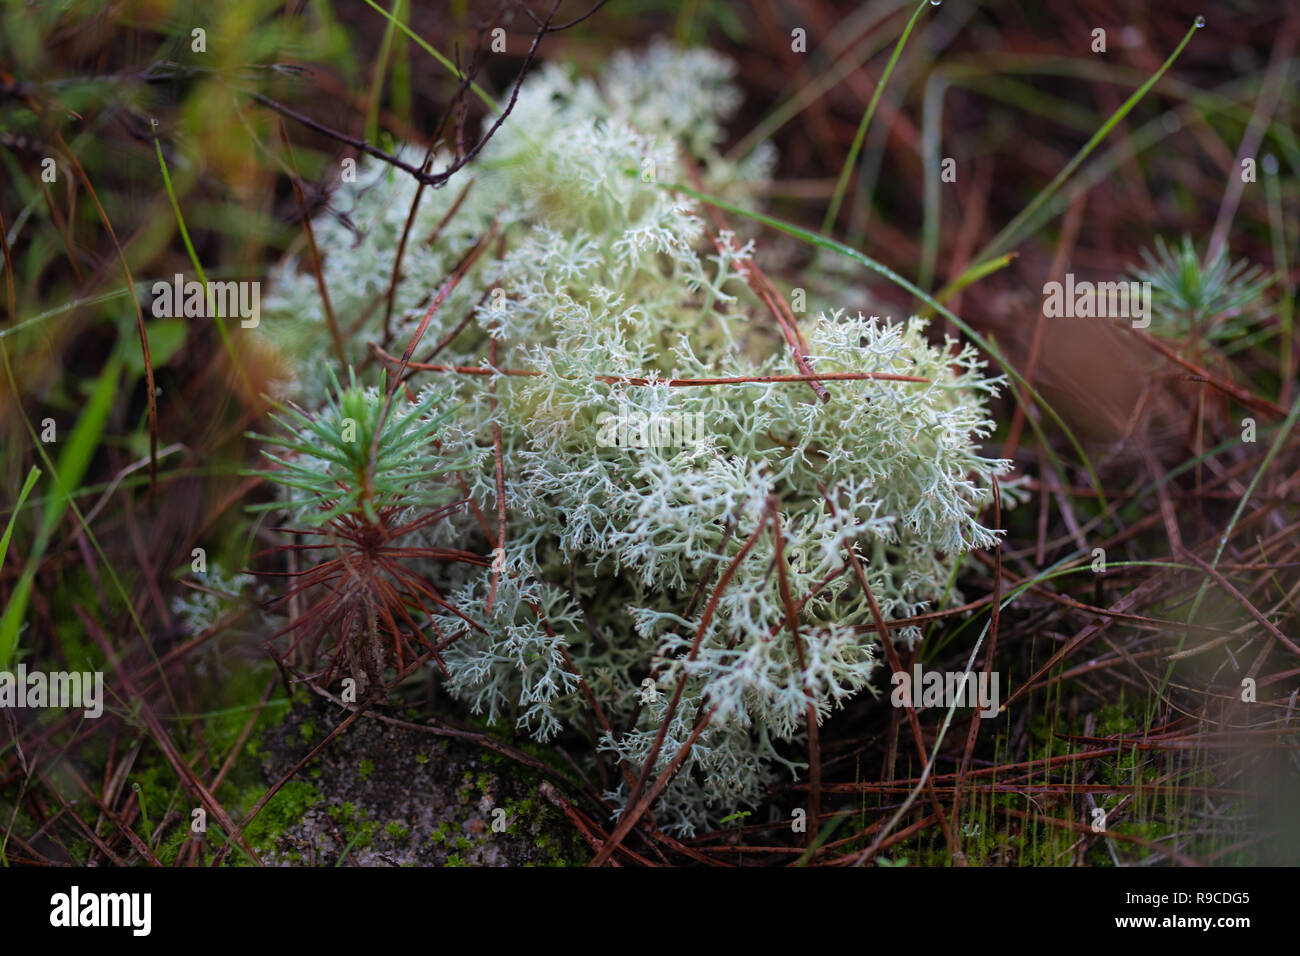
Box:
[250, 368, 479, 689]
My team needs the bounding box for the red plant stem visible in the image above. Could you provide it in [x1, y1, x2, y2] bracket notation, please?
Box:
[486, 335, 507, 613]
[591, 510, 773, 867]
[952, 478, 1002, 858]
[770, 502, 821, 850]
[369, 345, 928, 387]
[818, 483, 958, 863]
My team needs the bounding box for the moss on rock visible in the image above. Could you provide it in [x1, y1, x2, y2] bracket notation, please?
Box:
[249, 695, 587, 866]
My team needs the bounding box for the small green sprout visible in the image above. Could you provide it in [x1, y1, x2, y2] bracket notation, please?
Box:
[1133, 234, 1271, 340]
[249, 367, 466, 526]
[246, 367, 482, 686]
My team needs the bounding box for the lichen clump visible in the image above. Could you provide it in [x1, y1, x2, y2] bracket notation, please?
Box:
[258, 42, 1010, 834]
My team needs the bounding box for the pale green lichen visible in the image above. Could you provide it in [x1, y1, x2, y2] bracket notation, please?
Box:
[256, 41, 1011, 835]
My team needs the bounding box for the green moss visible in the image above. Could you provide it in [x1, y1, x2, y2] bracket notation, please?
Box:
[428, 821, 452, 845]
[359, 758, 374, 780]
[1097, 703, 1138, 737]
[206, 666, 293, 759]
[930, 688, 1198, 867]
[324, 801, 380, 851]
[349, 817, 380, 849]
[242, 779, 323, 856]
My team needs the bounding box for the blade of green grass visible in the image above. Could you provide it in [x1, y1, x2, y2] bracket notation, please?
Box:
[822, 0, 933, 233]
[0, 339, 174, 710]
[361, 0, 498, 111]
[365, 0, 405, 145]
[930, 559, 1199, 657]
[0, 285, 147, 340]
[132, 781, 155, 854]
[0, 466, 40, 575]
[153, 131, 253, 400]
[925, 252, 1019, 314]
[729, 0, 911, 162]
[913, 54, 1300, 287]
[0, 353, 121, 669]
[1263, 155, 1293, 402]
[971, 17, 1204, 269]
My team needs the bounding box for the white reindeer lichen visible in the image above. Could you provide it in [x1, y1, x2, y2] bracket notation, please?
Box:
[257, 41, 1010, 834]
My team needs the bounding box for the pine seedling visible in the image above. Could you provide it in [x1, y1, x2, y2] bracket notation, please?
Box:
[1133, 234, 1271, 341]
[248, 368, 481, 688]
[252, 367, 465, 525]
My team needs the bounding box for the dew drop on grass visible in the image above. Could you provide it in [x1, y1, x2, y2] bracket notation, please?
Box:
[1194, 15, 1205, 27]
